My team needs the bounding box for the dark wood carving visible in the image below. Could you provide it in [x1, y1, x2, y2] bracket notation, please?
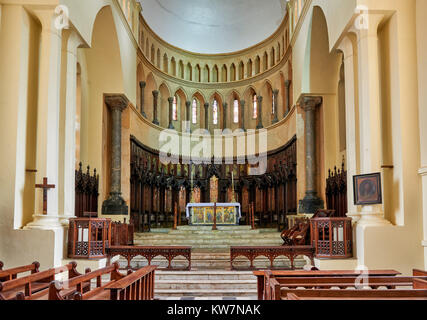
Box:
[326, 159, 347, 217]
[75, 163, 99, 218]
[111, 220, 134, 246]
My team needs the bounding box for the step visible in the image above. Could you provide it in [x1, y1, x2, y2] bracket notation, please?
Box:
[155, 289, 258, 297]
[155, 271, 256, 281]
[155, 280, 257, 290]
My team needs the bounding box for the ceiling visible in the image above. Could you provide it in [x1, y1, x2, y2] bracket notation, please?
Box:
[139, 0, 287, 54]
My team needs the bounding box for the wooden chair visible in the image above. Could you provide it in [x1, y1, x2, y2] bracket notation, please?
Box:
[0, 261, 40, 282]
[289, 223, 310, 245]
[280, 224, 299, 245]
[0, 262, 83, 300]
[49, 262, 126, 300]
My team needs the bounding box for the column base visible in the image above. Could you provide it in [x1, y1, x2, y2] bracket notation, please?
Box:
[152, 119, 159, 126]
[141, 111, 146, 118]
[357, 213, 391, 227]
[102, 193, 128, 215]
[272, 118, 279, 124]
[24, 214, 63, 230]
[256, 124, 264, 130]
[60, 215, 77, 226]
[168, 123, 175, 130]
[298, 192, 324, 214]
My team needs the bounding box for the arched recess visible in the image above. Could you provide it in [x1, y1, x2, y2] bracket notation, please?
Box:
[230, 64, 236, 82]
[277, 42, 281, 62]
[159, 83, 171, 128]
[192, 91, 206, 130]
[156, 49, 161, 69]
[203, 65, 210, 83]
[178, 60, 184, 79]
[150, 44, 155, 64]
[170, 57, 176, 76]
[145, 38, 149, 57]
[221, 64, 228, 82]
[238, 62, 244, 80]
[195, 65, 201, 82]
[227, 91, 241, 130]
[301, 5, 343, 202]
[247, 59, 253, 78]
[175, 88, 188, 132]
[263, 52, 268, 71]
[209, 92, 223, 131]
[144, 72, 157, 123]
[279, 71, 287, 117]
[163, 54, 168, 73]
[260, 80, 273, 127]
[270, 47, 275, 67]
[186, 63, 192, 81]
[212, 65, 219, 83]
[255, 56, 261, 74]
[83, 5, 125, 209]
[243, 86, 257, 129]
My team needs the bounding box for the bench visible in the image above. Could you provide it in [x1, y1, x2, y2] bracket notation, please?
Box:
[107, 246, 192, 271]
[0, 261, 40, 282]
[413, 278, 427, 289]
[230, 246, 315, 270]
[282, 289, 427, 300]
[104, 265, 157, 300]
[253, 269, 401, 300]
[0, 262, 84, 300]
[413, 269, 427, 277]
[49, 262, 125, 300]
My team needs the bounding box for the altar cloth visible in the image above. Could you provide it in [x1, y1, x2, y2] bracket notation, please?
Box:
[186, 203, 241, 226]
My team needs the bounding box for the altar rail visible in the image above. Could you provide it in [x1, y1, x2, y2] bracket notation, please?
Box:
[107, 246, 191, 271]
[230, 246, 314, 270]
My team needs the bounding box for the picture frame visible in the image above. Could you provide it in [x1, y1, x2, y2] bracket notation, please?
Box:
[353, 173, 382, 205]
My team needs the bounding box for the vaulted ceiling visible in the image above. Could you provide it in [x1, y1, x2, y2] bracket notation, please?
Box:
[139, 0, 287, 54]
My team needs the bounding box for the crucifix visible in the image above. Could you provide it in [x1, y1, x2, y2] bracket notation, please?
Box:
[35, 177, 55, 215]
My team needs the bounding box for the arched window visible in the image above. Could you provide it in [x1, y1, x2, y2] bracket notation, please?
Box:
[253, 94, 258, 119]
[213, 100, 218, 125]
[272, 92, 275, 115]
[233, 99, 239, 124]
[172, 96, 178, 121]
[192, 99, 197, 124]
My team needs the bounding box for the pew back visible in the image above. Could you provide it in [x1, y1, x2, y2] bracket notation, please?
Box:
[281, 289, 427, 300]
[0, 261, 40, 282]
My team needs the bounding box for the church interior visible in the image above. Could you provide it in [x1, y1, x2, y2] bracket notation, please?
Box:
[1, 0, 427, 301]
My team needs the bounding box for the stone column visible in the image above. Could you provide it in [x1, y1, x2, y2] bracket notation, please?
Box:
[240, 100, 246, 131]
[139, 81, 146, 117]
[298, 96, 324, 214]
[285, 80, 291, 116]
[272, 89, 279, 124]
[168, 97, 174, 129]
[102, 94, 129, 215]
[61, 31, 83, 226]
[204, 102, 209, 130]
[25, 8, 63, 230]
[256, 96, 264, 129]
[185, 101, 191, 133]
[223, 102, 228, 129]
[355, 13, 390, 226]
[152, 90, 159, 125]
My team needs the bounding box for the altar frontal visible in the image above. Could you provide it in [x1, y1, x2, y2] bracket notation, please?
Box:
[186, 203, 241, 226]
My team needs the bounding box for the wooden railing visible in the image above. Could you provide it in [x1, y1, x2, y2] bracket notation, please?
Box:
[105, 266, 157, 300]
[310, 217, 352, 259]
[75, 163, 99, 218]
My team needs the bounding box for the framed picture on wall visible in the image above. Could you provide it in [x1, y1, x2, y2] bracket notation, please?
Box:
[353, 173, 382, 205]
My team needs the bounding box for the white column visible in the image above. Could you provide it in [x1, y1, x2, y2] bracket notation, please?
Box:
[337, 34, 360, 223]
[25, 8, 63, 230]
[355, 13, 390, 227]
[61, 31, 83, 226]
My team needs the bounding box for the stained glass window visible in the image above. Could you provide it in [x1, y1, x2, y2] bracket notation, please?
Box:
[213, 99, 218, 125]
[253, 94, 258, 119]
[233, 99, 239, 124]
[172, 96, 178, 121]
[192, 99, 197, 124]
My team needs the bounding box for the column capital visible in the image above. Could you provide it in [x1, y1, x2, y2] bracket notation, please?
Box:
[168, 97, 174, 103]
[204, 102, 210, 109]
[139, 81, 146, 88]
[285, 80, 292, 88]
[300, 96, 322, 111]
[185, 100, 192, 107]
[240, 100, 246, 107]
[222, 102, 228, 108]
[105, 94, 129, 112]
[257, 95, 263, 103]
[273, 89, 279, 95]
[152, 90, 159, 98]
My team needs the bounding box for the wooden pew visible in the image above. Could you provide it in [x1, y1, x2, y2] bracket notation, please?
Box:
[413, 269, 427, 277]
[0, 262, 82, 300]
[282, 289, 427, 300]
[49, 262, 126, 300]
[254, 269, 401, 300]
[413, 279, 427, 289]
[0, 261, 40, 282]
[104, 266, 157, 300]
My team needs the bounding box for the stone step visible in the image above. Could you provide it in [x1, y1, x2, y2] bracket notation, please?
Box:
[134, 239, 282, 244]
[155, 271, 256, 281]
[155, 289, 258, 297]
[155, 280, 257, 290]
[135, 233, 282, 239]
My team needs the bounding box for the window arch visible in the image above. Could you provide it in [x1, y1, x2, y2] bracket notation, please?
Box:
[192, 99, 198, 124]
[172, 96, 178, 121]
[233, 99, 239, 124]
[253, 94, 258, 119]
[213, 99, 219, 125]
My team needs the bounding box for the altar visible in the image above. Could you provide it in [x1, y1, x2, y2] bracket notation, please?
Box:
[186, 203, 241, 226]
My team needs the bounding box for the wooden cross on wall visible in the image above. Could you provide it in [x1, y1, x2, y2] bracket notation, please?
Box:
[35, 177, 55, 215]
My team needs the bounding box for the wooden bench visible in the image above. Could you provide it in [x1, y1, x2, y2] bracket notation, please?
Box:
[253, 269, 401, 300]
[230, 246, 315, 270]
[104, 265, 157, 300]
[413, 278, 427, 289]
[0, 262, 84, 300]
[413, 269, 427, 277]
[49, 262, 125, 300]
[107, 246, 192, 271]
[282, 289, 427, 300]
[0, 261, 40, 282]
